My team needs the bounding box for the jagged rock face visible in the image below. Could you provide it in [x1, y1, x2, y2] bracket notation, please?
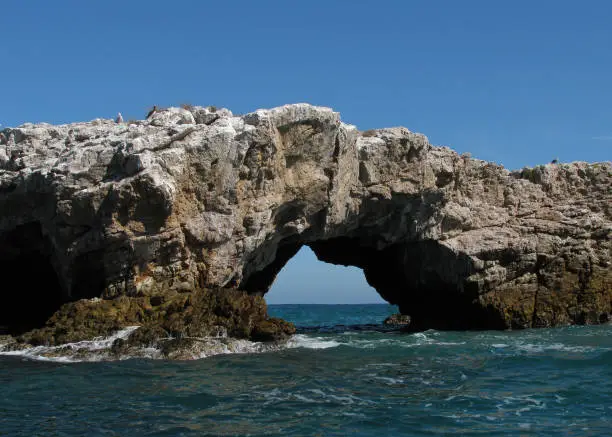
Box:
[0, 104, 610, 332]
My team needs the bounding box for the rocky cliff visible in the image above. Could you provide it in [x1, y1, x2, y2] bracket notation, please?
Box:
[0, 104, 610, 344]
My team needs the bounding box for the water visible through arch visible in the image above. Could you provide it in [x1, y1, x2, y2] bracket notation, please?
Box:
[247, 237, 506, 331]
[264, 246, 397, 331]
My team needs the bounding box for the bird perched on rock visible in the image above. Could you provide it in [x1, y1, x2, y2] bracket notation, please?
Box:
[115, 112, 123, 124]
[146, 105, 158, 119]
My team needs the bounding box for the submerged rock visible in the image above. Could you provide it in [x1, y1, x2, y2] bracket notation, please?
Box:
[383, 314, 412, 327]
[0, 103, 609, 345]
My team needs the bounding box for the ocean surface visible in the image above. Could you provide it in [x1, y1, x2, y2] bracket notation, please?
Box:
[1, 303, 611, 436]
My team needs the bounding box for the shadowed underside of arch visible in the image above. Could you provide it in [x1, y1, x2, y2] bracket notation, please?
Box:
[241, 236, 507, 331]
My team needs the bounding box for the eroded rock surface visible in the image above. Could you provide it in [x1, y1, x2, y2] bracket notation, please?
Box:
[0, 103, 610, 341]
[15, 287, 294, 348]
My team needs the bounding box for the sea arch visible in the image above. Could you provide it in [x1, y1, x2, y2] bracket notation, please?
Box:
[0, 103, 608, 337]
[239, 232, 505, 331]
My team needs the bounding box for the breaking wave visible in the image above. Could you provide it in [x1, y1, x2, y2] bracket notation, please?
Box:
[0, 327, 141, 362]
[0, 327, 289, 362]
[2, 321, 611, 363]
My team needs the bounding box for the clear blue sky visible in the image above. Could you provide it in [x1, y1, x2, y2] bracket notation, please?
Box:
[2, 1, 610, 303]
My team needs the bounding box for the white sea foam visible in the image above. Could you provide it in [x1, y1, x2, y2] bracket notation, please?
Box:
[286, 334, 341, 350]
[305, 332, 467, 351]
[0, 326, 142, 362]
[1, 328, 476, 362]
[63, 326, 141, 350]
[554, 394, 566, 403]
[371, 375, 404, 385]
[187, 338, 283, 360]
[9, 325, 585, 363]
[515, 342, 602, 354]
[398, 332, 467, 347]
[338, 337, 395, 349]
[258, 386, 375, 407]
[0, 327, 286, 362]
[294, 394, 318, 403]
[496, 395, 547, 416]
[2, 329, 338, 362]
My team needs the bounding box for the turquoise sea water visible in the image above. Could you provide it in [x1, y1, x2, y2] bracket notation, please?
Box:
[2, 304, 611, 436]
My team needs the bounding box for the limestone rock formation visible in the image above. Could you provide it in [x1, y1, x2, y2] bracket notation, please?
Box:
[0, 103, 610, 342]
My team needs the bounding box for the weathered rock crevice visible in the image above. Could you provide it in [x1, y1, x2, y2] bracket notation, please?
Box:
[0, 103, 610, 345]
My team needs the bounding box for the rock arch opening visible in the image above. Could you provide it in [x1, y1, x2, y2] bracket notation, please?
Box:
[241, 237, 507, 331]
[264, 246, 384, 305]
[0, 222, 65, 335]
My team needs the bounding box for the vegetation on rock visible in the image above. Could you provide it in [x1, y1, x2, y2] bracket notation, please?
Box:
[18, 287, 295, 348]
